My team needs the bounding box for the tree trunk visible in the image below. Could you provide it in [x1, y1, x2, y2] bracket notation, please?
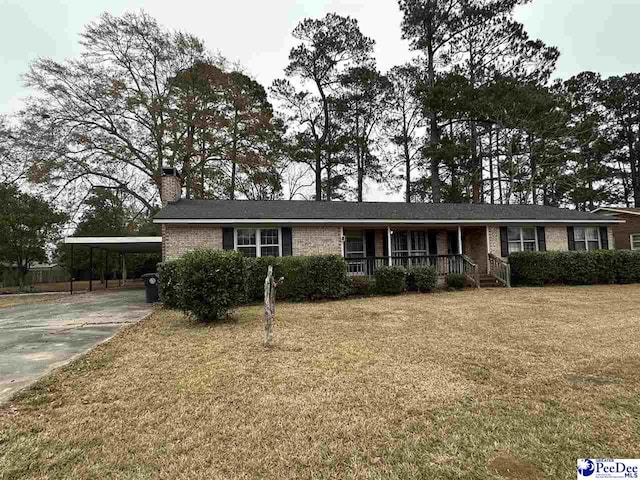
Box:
[357, 122, 364, 202]
[404, 138, 411, 203]
[426, 40, 441, 203]
[497, 130, 504, 204]
[184, 125, 194, 199]
[230, 108, 238, 200]
[315, 146, 322, 201]
[471, 121, 481, 202]
[489, 126, 494, 204]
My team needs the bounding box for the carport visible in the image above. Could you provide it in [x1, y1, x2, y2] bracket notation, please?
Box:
[63, 237, 162, 294]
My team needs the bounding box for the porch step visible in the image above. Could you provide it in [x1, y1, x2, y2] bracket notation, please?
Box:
[478, 274, 505, 288]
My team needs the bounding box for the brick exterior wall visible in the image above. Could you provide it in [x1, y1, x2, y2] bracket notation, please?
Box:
[161, 175, 182, 206]
[292, 226, 342, 256]
[163, 225, 222, 260]
[608, 212, 640, 249]
[462, 227, 488, 273]
[487, 226, 501, 258]
[375, 230, 385, 257]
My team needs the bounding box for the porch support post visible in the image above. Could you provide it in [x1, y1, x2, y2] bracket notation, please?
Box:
[387, 227, 392, 266]
[340, 227, 344, 257]
[457, 226, 463, 255]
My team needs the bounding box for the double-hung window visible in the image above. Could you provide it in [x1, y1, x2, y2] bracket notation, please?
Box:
[235, 228, 281, 257]
[344, 230, 365, 258]
[631, 233, 640, 251]
[391, 231, 428, 256]
[574, 226, 600, 251]
[507, 227, 537, 254]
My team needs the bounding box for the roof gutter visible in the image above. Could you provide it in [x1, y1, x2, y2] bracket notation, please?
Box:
[153, 218, 623, 225]
[592, 207, 640, 216]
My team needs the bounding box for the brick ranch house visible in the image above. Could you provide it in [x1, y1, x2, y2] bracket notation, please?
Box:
[592, 207, 640, 251]
[154, 168, 621, 287]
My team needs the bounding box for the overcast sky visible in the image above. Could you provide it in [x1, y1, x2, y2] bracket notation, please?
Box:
[2, 0, 640, 115]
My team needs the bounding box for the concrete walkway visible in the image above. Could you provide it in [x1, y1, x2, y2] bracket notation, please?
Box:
[0, 290, 153, 404]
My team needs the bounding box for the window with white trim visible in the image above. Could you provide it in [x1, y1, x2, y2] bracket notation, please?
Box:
[631, 233, 640, 250]
[507, 227, 537, 253]
[235, 228, 280, 257]
[574, 226, 600, 251]
[391, 231, 429, 256]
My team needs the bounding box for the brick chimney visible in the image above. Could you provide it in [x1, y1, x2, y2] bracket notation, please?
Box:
[161, 167, 182, 206]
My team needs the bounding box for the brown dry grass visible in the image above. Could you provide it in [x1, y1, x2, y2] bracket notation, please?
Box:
[0, 279, 145, 295]
[0, 294, 67, 309]
[1, 285, 640, 479]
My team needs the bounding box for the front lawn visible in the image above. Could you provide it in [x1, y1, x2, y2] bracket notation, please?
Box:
[2, 285, 640, 478]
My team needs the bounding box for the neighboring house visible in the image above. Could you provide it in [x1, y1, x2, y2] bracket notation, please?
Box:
[592, 207, 640, 250]
[154, 168, 620, 287]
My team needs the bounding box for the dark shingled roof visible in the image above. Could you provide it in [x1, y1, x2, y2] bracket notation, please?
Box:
[154, 199, 618, 223]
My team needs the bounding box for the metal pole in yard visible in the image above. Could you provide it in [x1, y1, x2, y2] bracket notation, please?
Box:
[89, 247, 93, 292]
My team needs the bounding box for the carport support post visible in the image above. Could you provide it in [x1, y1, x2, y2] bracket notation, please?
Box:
[69, 244, 74, 295]
[89, 247, 93, 292]
[122, 253, 127, 286]
[118, 253, 122, 287]
[105, 249, 109, 290]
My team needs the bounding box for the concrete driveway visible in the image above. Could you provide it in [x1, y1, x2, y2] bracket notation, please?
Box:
[0, 289, 153, 404]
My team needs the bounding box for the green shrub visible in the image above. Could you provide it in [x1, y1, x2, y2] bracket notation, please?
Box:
[406, 265, 438, 292]
[245, 256, 282, 302]
[509, 250, 640, 287]
[447, 273, 465, 289]
[245, 255, 349, 302]
[157, 261, 181, 309]
[349, 276, 374, 296]
[374, 266, 407, 295]
[177, 249, 247, 322]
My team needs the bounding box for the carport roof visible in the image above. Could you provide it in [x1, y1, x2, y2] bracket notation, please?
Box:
[64, 236, 162, 253]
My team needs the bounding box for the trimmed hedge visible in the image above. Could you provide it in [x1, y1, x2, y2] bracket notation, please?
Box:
[447, 273, 465, 289]
[406, 265, 438, 292]
[245, 255, 350, 302]
[157, 261, 181, 309]
[509, 250, 640, 287]
[177, 249, 247, 322]
[374, 266, 407, 295]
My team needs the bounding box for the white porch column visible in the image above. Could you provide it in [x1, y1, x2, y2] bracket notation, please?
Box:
[457, 226, 463, 255]
[387, 227, 392, 266]
[122, 253, 127, 286]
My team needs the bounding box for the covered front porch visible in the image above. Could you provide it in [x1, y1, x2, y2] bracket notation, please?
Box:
[342, 226, 510, 287]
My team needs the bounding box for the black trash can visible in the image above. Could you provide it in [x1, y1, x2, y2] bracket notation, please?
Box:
[142, 273, 159, 303]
